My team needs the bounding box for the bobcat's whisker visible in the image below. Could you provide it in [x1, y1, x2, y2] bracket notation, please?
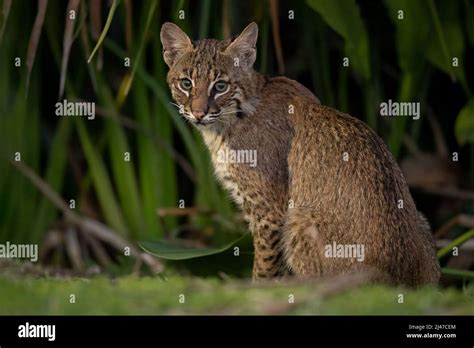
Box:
[218, 111, 240, 116]
[169, 102, 181, 108]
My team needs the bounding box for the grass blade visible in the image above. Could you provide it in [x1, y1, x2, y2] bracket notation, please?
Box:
[87, 0, 119, 64]
[269, 0, 285, 74]
[59, 0, 80, 98]
[26, 0, 48, 93]
[123, 0, 132, 51]
[133, 79, 162, 238]
[96, 74, 145, 239]
[441, 268, 474, 281]
[0, 0, 12, 44]
[387, 72, 415, 158]
[199, 0, 211, 38]
[117, 0, 157, 105]
[437, 229, 474, 259]
[31, 117, 72, 243]
[76, 119, 128, 236]
[90, 0, 103, 69]
[79, 2, 98, 94]
[427, 0, 454, 81]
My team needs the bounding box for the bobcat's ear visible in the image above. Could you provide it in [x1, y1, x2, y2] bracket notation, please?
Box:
[224, 22, 258, 69]
[160, 22, 193, 67]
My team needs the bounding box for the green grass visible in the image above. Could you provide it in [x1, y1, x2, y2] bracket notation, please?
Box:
[1, 0, 473, 287]
[0, 274, 472, 315]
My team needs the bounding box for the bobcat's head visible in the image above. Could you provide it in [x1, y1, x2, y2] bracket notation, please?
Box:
[160, 22, 259, 129]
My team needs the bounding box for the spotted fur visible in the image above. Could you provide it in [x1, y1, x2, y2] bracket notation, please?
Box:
[161, 22, 440, 285]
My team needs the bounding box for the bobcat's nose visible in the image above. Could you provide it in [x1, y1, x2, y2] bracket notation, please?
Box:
[192, 110, 206, 120]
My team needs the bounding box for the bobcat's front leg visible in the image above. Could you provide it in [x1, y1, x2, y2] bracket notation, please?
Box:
[250, 216, 290, 280]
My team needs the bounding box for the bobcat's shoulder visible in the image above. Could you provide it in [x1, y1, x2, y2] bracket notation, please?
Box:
[265, 76, 320, 105]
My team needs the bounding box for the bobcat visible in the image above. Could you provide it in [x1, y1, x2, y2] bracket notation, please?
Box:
[160, 22, 440, 286]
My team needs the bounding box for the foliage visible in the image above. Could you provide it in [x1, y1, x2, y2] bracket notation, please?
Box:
[455, 99, 474, 146]
[307, 0, 370, 80]
[0, 0, 473, 278]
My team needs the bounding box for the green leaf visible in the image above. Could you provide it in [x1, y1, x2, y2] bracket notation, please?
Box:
[441, 268, 474, 281]
[32, 117, 72, 242]
[118, 0, 157, 104]
[76, 119, 128, 236]
[133, 80, 160, 238]
[139, 234, 248, 260]
[92, 73, 145, 239]
[387, 71, 421, 157]
[198, 0, 211, 38]
[386, 0, 466, 87]
[425, 0, 465, 85]
[306, 0, 370, 79]
[467, 3, 474, 46]
[454, 99, 474, 145]
[385, 0, 430, 73]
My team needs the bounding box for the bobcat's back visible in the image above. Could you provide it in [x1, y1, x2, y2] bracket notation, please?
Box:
[284, 97, 440, 285]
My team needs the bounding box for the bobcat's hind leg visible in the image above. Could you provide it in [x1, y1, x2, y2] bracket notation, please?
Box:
[282, 207, 389, 282]
[281, 207, 325, 278]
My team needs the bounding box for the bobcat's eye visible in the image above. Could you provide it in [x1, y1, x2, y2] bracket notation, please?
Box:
[179, 78, 193, 91]
[214, 80, 228, 93]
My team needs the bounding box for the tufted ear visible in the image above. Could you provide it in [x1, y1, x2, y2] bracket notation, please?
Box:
[160, 22, 193, 67]
[224, 22, 258, 70]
